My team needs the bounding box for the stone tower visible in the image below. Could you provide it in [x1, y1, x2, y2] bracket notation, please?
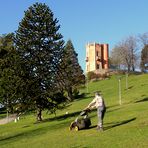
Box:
[85, 42, 109, 73]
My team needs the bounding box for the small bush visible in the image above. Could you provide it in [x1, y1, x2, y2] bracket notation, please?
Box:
[87, 71, 109, 81]
[87, 71, 97, 81]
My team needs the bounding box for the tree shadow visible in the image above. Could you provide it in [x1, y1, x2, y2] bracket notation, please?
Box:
[81, 117, 136, 131]
[42, 104, 121, 124]
[0, 119, 69, 143]
[0, 126, 47, 142]
[40, 109, 99, 126]
[88, 125, 97, 129]
[74, 93, 94, 101]
[104, 117, 136, 130]
[106, 104, 119, 109]
[141, 83, 148, 86]
[127, 86, 133, 90]
[135, 97, 148, 103]
[107, 107, 121, 113]
[41, 110, 82, 123]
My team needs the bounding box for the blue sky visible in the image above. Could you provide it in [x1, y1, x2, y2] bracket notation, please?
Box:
[0, 0, 148, 71]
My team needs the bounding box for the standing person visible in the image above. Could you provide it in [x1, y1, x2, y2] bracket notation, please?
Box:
[86, 91, 106, 131]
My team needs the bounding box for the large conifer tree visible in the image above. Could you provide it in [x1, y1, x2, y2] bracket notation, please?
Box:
[140, 45, 148, 72]
[14, 3, 64, 121]
[57, 40, 85, 101]
[0, 33, 21, 112]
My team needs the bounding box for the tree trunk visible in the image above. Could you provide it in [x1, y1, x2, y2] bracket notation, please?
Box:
[36, 108, 42, 121]
[131, 52, 135, 71]
[127, 65, 130, 72]
[132, 65, 135, 71]
[67, 87, 73, 101]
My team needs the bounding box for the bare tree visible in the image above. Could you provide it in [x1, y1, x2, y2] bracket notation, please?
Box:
[111, 35, 138, 72]
[138, 32, 148, 72]
[139, 32, 148, 46]
[124, 36, 138, 71]
[110, 45, 123, 69]
[140, 45, 148, 72]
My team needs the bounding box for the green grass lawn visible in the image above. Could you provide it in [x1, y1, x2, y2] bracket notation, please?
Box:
[0, 73, 148, 148]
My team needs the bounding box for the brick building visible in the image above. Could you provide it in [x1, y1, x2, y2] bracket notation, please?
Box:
[85, 42, 109, 73]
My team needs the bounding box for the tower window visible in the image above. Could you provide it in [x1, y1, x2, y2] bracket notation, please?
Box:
[96, 51, 99, 56]
[96, 64, 99, 69]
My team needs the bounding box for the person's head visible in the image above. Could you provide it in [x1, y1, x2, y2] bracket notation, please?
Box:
[95, 91, 101, 96]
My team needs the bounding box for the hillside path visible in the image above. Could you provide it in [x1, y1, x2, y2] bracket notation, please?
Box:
[0, 114, 17, 125]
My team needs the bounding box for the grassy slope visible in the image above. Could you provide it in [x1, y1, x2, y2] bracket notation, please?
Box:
[0, 74, 148, 148]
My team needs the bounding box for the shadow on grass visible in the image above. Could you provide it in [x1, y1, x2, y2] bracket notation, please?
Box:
[127, 86, 133, 90]
[74, 93, 94, 101]
[0, 119, 68, 143]
[135, 97, 148, 103]
[80, 117, 136, 131]
[75, 91, 104, 102]
[85, 117, 136, 131]
[42, 109, 97, 124]
[107, 107, 121, 113]
[104, 117, 136, 130]
[42, 104, 120, 123]
[0, 128, 45, 142]
[88, 125, 97, 129]
[42, 110, 82, 122]
[107, 104, 116, 109]
[124, 85, 134, 91]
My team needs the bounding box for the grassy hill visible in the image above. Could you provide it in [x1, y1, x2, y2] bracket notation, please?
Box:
[0, 73, 148, 148]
